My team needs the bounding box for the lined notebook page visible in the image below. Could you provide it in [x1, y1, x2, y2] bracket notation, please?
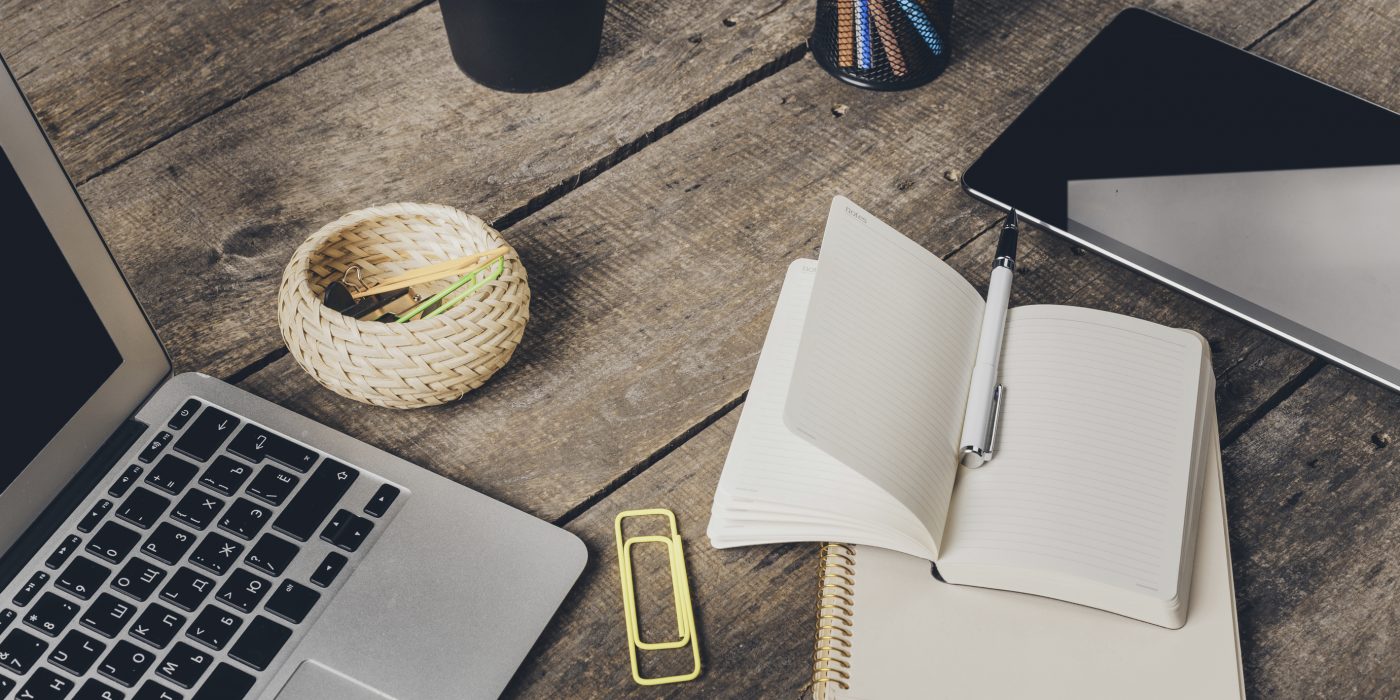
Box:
[786, 197, 984, 553]
[708, 260, 942, 561]
[939, 305, 1206, 607]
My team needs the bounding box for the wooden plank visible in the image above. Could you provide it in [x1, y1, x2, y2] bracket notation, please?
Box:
[1224, 366, 1400, 697]
[502, 409, 820, 698]
[73, 0, 812, 379]
[0, 0, 421, 182]
[516, 2, 1398, 696]
[238, 0, 1319, 526]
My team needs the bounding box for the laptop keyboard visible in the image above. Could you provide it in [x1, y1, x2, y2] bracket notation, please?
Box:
[0, 399, 404, 699]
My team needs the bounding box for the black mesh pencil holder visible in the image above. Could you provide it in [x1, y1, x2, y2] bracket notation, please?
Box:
[811, 0, 952, 90]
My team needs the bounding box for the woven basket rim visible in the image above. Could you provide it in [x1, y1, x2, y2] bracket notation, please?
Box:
[277, 201, 530, 408]
[287, 202, 512, 333]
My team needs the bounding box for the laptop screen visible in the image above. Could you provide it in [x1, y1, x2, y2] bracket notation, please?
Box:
[3, 145, 122, 493]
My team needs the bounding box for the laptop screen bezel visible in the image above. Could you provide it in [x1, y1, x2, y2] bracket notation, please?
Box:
[0, 58, 171, 558]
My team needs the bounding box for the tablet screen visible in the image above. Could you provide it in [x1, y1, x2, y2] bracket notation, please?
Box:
[963, 9, 1400, 389]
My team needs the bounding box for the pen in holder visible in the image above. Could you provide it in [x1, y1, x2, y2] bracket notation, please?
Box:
[811, 0, 952, 90]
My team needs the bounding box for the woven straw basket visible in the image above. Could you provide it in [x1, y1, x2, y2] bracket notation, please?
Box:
[278, 203, 529, 409]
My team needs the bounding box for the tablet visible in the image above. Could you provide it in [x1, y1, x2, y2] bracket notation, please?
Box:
[963, 9, 1400, 392]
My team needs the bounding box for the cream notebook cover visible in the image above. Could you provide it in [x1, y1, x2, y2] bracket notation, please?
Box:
[812, 409, 1242, 699]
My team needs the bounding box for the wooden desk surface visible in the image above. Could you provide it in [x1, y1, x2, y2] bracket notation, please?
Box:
[5, 0, 1398, 696]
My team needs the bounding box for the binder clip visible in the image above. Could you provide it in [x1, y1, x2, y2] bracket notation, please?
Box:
[614, 508, 701, 686]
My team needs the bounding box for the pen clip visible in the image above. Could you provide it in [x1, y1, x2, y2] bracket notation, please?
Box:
[960, 384, 1003, 469]
[983, 384, 1003, 461]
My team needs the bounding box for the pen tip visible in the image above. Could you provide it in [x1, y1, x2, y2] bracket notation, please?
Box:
[1005, 209, 1018, 228]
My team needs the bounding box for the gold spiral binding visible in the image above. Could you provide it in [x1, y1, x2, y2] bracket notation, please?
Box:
[810, 543, 857, 698]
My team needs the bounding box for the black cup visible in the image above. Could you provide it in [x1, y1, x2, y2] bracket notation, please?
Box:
[439, 0, 607, 93]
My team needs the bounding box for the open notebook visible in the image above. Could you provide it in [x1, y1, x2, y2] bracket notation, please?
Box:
[709, 198, 1213, 628]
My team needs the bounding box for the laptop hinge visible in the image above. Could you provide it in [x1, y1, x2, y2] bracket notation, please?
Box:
[0, 418, 147, 588]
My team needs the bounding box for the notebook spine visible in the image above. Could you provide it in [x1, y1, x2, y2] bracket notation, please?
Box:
[811, 543, 857, 698]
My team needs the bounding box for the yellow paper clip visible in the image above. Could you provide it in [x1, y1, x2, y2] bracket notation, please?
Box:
[615, 508, 701, 686]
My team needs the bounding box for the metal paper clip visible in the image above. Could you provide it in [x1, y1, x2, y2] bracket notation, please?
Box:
[614, 508, 701, 686]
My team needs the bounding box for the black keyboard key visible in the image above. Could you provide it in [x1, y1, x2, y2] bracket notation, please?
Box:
[318, 510, 351, 544]
[242, 535, 297, 578]
[228, 427, 317, 473]
[140, 525, 196, 566]
[56, 558, 109, 601]
[44, 536, 83, 571]
[264, 581, 319, 625]
[0, 628, 47, 674]
[74, 679, 126, 700]
[185, 608, 241, 652]
[196, 458, 252, 498]
[98, 640, 156, 688]
[168, 400, 201, 430]
[0, 609, 13, 632]
[77, 500, 113, 534]
[0, 673, 12, 698]
[191, 663, 254, 700]
[224, 426, 272, 465]
[23, 593, 79, 638]
[110, 466, 144, 499]
[130, 604, 185, 650]
[172, 409, 237, 463]
[309, 552, 347, 588]
[115, 489, 170, 531]
[133, 679, 182, 700]
[169, 491, 224, 532]
[331, 516, 372, 553]
[79, 594, 136, 639]
[272, 460, 358, 542]
[137, 433, 172, 465]
[214, 571, 269, 615]
[158, 570, 215, 613]
[85, 523, 140, 565]
[18, 667, 75, 699]
[363, 484, 400, 517]
[144, 457, 198, 496]
[244, 467, 297, 507]
[111, 559, 167, 602]
[155, 642, 211, 690]
[186, 535, 242, 577]
[216, 500, 269, 542]
[48, 630, 106, 675]
[13, 571, 49, 606]
[227, 616, 289, 672]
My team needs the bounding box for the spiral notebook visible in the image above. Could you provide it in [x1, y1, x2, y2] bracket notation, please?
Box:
[807, 410, 1242, 698]
[709, 198, 1213, 629]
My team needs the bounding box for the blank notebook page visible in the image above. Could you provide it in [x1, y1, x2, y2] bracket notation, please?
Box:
[786, 197, 984, 551]
[709, 260, 941, 560]
[939, 304, 1205, 598]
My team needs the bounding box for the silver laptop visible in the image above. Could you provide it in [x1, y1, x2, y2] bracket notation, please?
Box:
[0, 59, 585, 700]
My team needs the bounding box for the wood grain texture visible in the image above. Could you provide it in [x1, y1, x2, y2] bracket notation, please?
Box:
[502, 409, 819, 699]
[236, 0, 1141, 522]
[1225, 366, 1400, 698]
[0, 0, 421, 182]
[72, 0, 810, 380]
[237, 0, 1317, 527]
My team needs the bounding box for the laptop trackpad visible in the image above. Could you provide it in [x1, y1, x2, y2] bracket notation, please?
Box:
[276, 660, 397, 700]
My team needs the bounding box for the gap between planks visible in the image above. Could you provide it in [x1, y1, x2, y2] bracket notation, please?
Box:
[240, 0, 1326, 527]
[222, 39, 810, 389]
[72, 0, 438, 188]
